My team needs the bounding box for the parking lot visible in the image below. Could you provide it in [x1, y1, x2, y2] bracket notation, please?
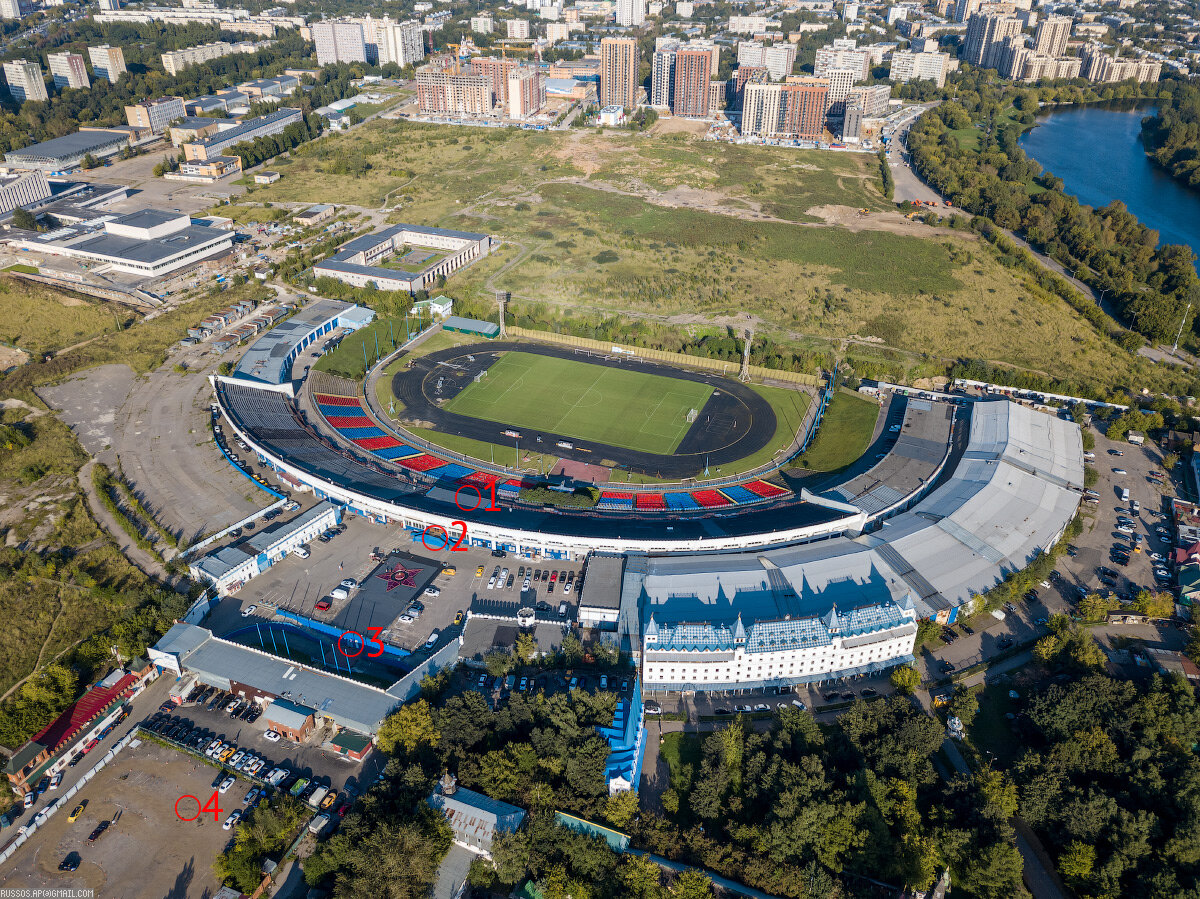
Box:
[151, 687, 384, 797]
[0, 740, 237, 898]
[218, 516, 585, 655]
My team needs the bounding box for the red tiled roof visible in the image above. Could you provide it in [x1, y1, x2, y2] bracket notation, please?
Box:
[33, 673, 138, 753]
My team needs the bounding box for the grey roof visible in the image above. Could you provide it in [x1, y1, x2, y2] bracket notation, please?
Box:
[193, 501, 339, 580]
[263, 697, 314, 730]
[193, 107, 301, 150]
[173, 116, 239, 130]
[579, 553, 624, 610]
[316, 223, 489, 287]
[64, 225, 227, 264]
[629, 401, 1082, 620]
[112, 208, 183, 230]
[6, 130, 127, 163]
[152, 623, 400, 735]
[314, 259, 420, 284]
[232, 300, 353, 385]
[428, 785, 525, 849]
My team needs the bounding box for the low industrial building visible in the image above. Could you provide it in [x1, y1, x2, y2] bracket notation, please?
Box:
[228, 299, 374, 386]
[182, 107, 303, 161]
[5, 208, 233, 278]
[264, 697, 316, 741]
[169, 116, 241, 146]
[294, 204, 335, 226]
[428, 774, 525, 857]
[255, 170, 281, 185]
[313, 223, 493, 294]
[4, 130, 129, 172]
[149, 622, 400, 736]
[188, 501, 342, 594]
[0, 170, 51, 217]
[169, 155, 243, 183]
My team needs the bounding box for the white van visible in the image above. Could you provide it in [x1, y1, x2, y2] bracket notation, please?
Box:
[292, 545, 310, 559]
[1121, 487, 1130, 502]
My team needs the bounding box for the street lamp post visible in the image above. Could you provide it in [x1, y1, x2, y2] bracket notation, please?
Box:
[1173, 303, 1192, 356]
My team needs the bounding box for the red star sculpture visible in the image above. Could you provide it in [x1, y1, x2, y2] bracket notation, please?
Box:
[377, 563, 418, 591]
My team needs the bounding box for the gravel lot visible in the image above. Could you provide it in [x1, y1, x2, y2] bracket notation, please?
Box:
[0, 739, 236, 899]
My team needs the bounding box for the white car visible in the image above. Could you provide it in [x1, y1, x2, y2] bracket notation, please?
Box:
[487, 577, 496, 590]
[423, 586, 441, 597]
[425, 630, 440, 648]
[754, 703, 770, 712]
[219, 776, 235, 794]
[206, 738, 222, 756]
[23, 793, 34, 808]
[222, 810, 242, 830]
[264, 730, 281, 743]
[283, 501, 300, 511]
[49, 773, 62, 789]
[339, 579, 357, 590]
[398, 614, 414, 624]
[241, 605, 258, 617]
[292, 546, 310, 559]
[244, 788, 259, 805]
[791, 699, 808, 710]
[330, 587, 350, 600]
[229, 751, 244, 768]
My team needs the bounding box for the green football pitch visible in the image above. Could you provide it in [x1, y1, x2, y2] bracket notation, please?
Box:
[443, 352, 714, 455]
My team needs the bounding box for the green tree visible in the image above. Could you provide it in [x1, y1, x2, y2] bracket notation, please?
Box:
[604, 789, 639, 829]
[515, 632, 538, 664]
[560, 631, 585, 665]
[618, 854, 663, 898]
[12, 207, 37, 230]
[1163, 452, 1179, 472]
[671, 869, 714, 899]
[377, 699, 440, 755]
[1078, 591, 1119, 623]
[1133, 589, 1174, 619]
[976, 768, 1019, 818]
[948, 685, 979, 727]
[890, 664, 920, 694]
[484, 650, 514, 678]
[1058, 840, 1096, 886]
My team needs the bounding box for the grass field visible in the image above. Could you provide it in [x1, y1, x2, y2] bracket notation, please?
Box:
[797, 389, 880, 472]
[445, 352, 713, 455]
[0, 277, 134, 357]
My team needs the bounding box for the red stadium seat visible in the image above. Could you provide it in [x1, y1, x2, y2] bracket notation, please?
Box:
[313, 394, 362, 406]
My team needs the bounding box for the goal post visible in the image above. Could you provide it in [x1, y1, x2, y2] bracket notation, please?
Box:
[686, 408, 698, 423]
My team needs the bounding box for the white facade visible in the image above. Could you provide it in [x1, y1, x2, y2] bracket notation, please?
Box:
[641, 604, 918, 691]
[737, 40, 796, 80]
[471, 14, 494, 34]
[729, 14, 769, 33]
[3, 60, 47, 103]
[616, 0, 645, 26]
[47, 52, 89, 89]
[313, 20, 367, 65]
[507, 18, 530, 38]
[814, 40, 870, 79]
[889, 49, 949, 87]
[88, 45, 127, 82]
[373, 18, 425, 67]
[0, 170, 50, 216]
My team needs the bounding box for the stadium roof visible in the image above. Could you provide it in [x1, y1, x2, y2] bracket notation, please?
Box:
[628, 401, 1082, 620]
[151, 623, 401, 735]
[443, 315, 500, 337]
[5, 130, 127, 166]
[232, 300, 354, 385]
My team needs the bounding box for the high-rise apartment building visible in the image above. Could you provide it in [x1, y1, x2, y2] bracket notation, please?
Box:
[162, 41, 257, 76]
[1032, 15, 1071, 57]
[47, 52, 89, 89]
[616, 0, 645, 27]
[650, 45, 676, 107]
[813, 39, 870, 80]
[889, 49, 950, 87]
[508, 66, 546, 119]
[600, 37, 639, 109]
[124, 96, 186, 134]
[736, 40, 796, 81]
[1080, 44, 1161, 83]
[507, 19, 530, 38]
[415, 68, 491, 115]
[88, 44, 127, 82]
[372, 19, 424, 68]
[473, 56, 520, 107]
[848, 83, 891, 117]
[741, 77, 828, 140]
[470, 15, 493, 34]
[2, 60, 47, 103]
[313, 20, 367, 66]
[672, 47, 711, 117]
[963, 13, 1022, 69]
[0, 0, 32, 20]
[824, 68, 858, 111]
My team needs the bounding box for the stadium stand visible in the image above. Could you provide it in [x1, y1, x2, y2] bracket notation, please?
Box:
[397, 454, 447, 472]
[314, 393, 361, 406]
[691, 490, 732, 508]
[598, 492, 635, 511]
[720, 484, 765, 505]
[745, 480, 789, 499]
[665, 492, 700, 511]
[635, 494, 666, 511]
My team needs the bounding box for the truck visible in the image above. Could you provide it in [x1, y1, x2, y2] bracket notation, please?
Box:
[504, 674, 516, 692]
[307, 786, 329, 809]
[289, 778, 310, 798]
[1122, 487, 1130, 502]
[308, 814, 331, 836]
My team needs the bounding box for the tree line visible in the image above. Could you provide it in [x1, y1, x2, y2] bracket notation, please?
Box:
[905, 72, 1200, 348]
[1142, 80, 1200, 190]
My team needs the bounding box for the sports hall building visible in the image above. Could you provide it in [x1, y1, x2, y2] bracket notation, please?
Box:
[313, 223, 492, 294]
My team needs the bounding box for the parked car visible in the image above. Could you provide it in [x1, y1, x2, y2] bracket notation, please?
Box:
[223, 810, 242, 831]
[264, 730, 281, 743]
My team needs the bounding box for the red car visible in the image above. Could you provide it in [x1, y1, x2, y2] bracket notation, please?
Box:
[315, 598, 331, 612]
[82, 738, 99, 755]
[335, 803, 350, 818]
